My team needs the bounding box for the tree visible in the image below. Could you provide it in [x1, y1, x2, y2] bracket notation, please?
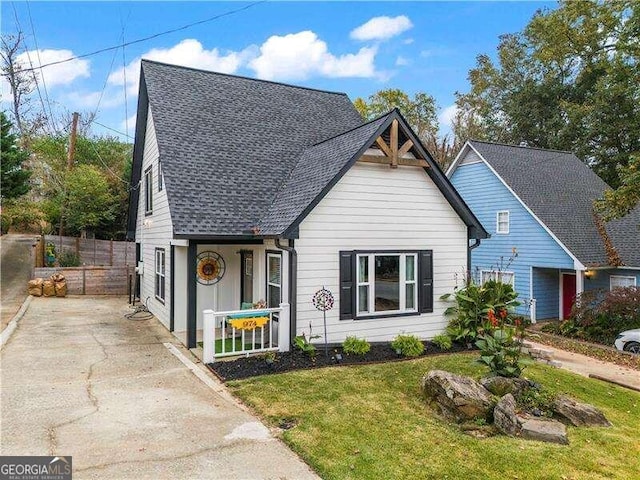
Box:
[596, 154, 640, 221]
[353, 89, 454, 166]
[62, 164, 116, 234]
[454, 1, 640, 188]
[0, 111, 31, 199]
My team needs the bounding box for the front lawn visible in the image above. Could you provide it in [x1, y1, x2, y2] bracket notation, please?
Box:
[228, 353, 640, 480]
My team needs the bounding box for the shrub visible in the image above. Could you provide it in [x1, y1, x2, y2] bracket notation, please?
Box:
[431, 333, 453, 350]
[441, 280, 521, 344]
[293, 334, 318, 358]
[342, 336, 370, 356]
[547, 287, 640, 345]
[58, 250, 81, 267]
[391, 334, 424, 357]
[1, 200, 46, 233]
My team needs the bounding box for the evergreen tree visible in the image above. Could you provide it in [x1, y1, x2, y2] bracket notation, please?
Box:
[0, 111, 31, 200]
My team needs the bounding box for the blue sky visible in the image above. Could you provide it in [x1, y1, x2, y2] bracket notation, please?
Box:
[1, 1, 556, 141]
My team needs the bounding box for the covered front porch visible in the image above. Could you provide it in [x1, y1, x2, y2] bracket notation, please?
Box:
[170, 239, 293, 352]
[531, 267, 587, 321]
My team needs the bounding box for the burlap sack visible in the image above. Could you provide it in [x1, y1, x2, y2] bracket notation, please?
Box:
[51, 273, 65, 283]
[42, 280, 55, 297]
[55, 280, 67, 297]
[28, 278, 43, 297]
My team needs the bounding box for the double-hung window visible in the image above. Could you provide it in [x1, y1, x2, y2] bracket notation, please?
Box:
[266, 252, 282, 308]
[496, 210, 509, 234]
[481, 270, 515, 286]
[144, 166, 153, 215]
[155, 248, 165, 302]
[356, 253, 418, 316]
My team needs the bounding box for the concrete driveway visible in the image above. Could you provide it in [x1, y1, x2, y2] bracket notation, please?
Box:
[0, 234, 37, 330]
[0, 296, 318, 479]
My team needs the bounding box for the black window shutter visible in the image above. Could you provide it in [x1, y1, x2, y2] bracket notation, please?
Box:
[418, 250, 433, 313]
[339, 251, 355, 320]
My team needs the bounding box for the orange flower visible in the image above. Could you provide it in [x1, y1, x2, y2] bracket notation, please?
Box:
[499, 309, 508, 319]
[515, 318, 522, 327]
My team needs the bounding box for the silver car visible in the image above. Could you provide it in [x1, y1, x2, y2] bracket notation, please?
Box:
[614, 329, 640, 354]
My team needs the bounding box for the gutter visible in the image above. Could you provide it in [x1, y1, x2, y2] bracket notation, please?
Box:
[468, 238, 482, 280]
[275, 238, 297, 348]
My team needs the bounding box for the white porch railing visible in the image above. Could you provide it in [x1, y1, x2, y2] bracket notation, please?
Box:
[202, 303, 290, 363]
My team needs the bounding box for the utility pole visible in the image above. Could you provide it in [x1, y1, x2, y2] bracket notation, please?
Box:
[58, 112, 80, 237]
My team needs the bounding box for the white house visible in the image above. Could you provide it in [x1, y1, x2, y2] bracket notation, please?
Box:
[127, 60, 488, 356]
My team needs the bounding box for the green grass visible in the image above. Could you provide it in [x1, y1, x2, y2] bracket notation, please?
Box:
[197, 337, 255, 354]
[228, 353, 640, 480]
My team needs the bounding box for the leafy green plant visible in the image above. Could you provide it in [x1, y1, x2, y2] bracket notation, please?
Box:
[516, 386, 556, 418]
[294, 325, 320, 359]
[432, 333, 453, 351]
[441, 279, 521, 344]
[391, 334, 425, 357]
[263, 351, 277, 363]
[475, 309, 531, 378]
[342, 336, 371, 356]
[58, 250, 81, 267]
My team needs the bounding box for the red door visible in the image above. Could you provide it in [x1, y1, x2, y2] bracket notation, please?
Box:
[562, 274, 576, 319]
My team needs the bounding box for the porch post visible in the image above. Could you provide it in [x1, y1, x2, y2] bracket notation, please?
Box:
[576, 270, 585, 299]
[187, 241, 197, 349]
[278, 303, 291, 353]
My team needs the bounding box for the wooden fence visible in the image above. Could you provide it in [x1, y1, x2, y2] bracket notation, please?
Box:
[34, 266, 134, 295]
[35, 235, 135, 267]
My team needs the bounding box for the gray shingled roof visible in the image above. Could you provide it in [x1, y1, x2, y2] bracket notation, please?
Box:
[142, 60, 363, 237]
[468, 140, 640, 267]
[258, 114, 390, 235]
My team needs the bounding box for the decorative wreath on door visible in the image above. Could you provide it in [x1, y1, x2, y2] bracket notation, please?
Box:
[196, 251, 226, 285]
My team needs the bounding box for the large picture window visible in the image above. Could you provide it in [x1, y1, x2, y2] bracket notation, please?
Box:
[610, 275, 636, 290]
[155, 248, 165, 302]
[356, 253, 418, 316]
[266, 252, 282, 308]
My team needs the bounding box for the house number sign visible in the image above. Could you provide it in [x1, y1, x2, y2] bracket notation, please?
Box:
[196, 251, 226, 285]
[229, 317, 269, 330]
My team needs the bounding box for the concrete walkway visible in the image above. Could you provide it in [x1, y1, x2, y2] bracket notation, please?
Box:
[0, 234, 37, 330]
[526, 340, 640, 392]
[0, 296, 319, 479]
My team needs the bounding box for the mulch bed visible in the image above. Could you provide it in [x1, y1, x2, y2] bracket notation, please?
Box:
[208, 341, 474, 381]
[526, 330, 640, 371]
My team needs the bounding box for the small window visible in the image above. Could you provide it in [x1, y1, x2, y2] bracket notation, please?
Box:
[144, 166, 153, 215]
[356, 252, 418, 316]
[496, 211, 509, 234]
[481, 270, 515, 286]
[158, 161, 163, 191]
[610, 275, 636, 290]
[155, 248, 165, 302]
[267, 253, 282, 308]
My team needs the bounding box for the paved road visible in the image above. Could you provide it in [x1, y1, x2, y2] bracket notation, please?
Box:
[0, 234, 37, 330]
[0, 296, 318, 479]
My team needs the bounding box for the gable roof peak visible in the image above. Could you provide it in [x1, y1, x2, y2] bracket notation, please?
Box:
[140, 58, 352, 98]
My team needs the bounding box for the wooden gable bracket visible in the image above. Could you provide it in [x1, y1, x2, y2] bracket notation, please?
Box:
[360, 119, 429, 168]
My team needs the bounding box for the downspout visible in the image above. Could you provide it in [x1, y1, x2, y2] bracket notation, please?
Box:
[275, 238, 297, 348]
[468, 238, 481, 282]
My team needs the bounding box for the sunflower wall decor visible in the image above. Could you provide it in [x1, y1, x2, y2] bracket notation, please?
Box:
[196, 251, 226, 285]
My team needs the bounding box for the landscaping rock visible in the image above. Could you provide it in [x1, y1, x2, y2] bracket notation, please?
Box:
[520, 418, 568, 445]
[552, 395, 611, 427]
[481, 376, 530, 397]
[493, 394, 521, 436]
[421, 370, 493, 422]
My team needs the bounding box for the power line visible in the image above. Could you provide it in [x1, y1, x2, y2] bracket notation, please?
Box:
[92, 120, 134, 139]
[25, 0, 58, 133]
[16, 1, 267, 73]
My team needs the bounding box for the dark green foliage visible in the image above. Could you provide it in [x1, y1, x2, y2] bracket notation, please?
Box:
[543, 287, 640, 345]
[58, 250, 81, 267]
[391, 334, 424, 357]
[0, 112, 31, 199]
[342, 336, 371, 356]
[294, 333, 319, 359]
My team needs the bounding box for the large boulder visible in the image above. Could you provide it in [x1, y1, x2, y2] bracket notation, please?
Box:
[481, 376, 530, 397]
[520, 418, 568, 445]
[493, 394, 520, 436]
[552, 395, 611, 427]
[421, 370, 493, 422]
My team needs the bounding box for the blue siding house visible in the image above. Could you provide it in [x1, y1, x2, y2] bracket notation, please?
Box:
[447, 141, 640, 321]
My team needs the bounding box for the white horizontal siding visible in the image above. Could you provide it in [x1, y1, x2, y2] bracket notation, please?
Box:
[296, 162, 468, 343]
[136, 108, 173, 329]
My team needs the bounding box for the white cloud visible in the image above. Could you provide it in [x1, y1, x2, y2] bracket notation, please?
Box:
[64, 90, 123, 110]
[249, 31, 378, 81]
[18, 49, 90, 88]
[109, 39, 245, 95]
[439, 104, 458, 129]
[395, 56, 410, 67]
[403, 38, 414, 45]
[350, 15, 413, 41]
